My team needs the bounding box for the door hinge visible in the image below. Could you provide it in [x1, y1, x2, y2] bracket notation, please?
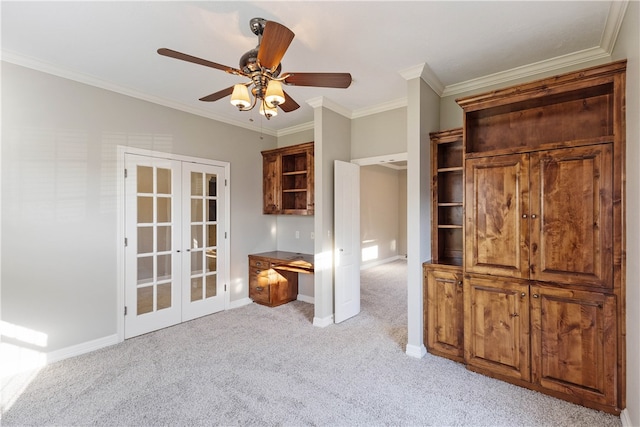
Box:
[124, 168, 128, 178]
[225, 231, 227, 239]
[224, 284, 227, 292]
[125, 237, 128, 247]
[225, 179, 228, 186]
[124, 306, 128, 316]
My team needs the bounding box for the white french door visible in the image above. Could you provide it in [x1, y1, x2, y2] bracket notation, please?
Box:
[181, 162, 226, 321]
[124, 153, 227, 338]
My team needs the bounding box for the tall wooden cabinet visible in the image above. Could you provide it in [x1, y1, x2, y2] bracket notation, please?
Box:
[262, 142, 314, 215]
[424, 60, 626, 415]
[424, 129, 464, 362]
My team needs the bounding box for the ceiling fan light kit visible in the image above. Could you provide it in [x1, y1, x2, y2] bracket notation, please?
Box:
[158, 17, 352, 120]
[230, 84, 251, 109]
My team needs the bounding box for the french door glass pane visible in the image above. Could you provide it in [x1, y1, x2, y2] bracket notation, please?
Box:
[191, 225, 203, 249]
[207, 224, 217, 247]
[191, 250, 203, 274]
[137, 286, 153, 315]
[208, 175, 217, 197]
[157, 197, 171, 222]
[205, 275, 217, 298]
[191, 277, 203, 302]
[157, 283, 172, 310]
[137, 256, 153, 284]
[207, 200, 217, 221]
[191, 172, 203, 196]
[138, 226, 153, 254]
[137, 166, 153, 193]
[206, 251, 217, 273]
[191, 199, 203, 222]
[157, 226, 171, 252]
[137, 197, 153, 223]
[156, 168, 171, 194]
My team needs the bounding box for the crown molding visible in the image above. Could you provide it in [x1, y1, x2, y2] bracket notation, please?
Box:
[441, 46, 611, 97]
[352, 98, 407, 119]
[441, 0, 628, 97]
[276, 120, 314, 137]
[399, 63, 444, 96]
[1, 49, 278, 137]
[306, 96, 351, 119]
[600, 0, 629, 53]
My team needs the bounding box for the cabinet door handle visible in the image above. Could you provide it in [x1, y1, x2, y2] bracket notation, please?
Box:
[533, 294, 540, 298]
[256, 286, 264, 291]
[531, 214, 538, 219]
[510, 313, 520, 317]
[522, 214, 528, 219]
[520, 292, 526, 297]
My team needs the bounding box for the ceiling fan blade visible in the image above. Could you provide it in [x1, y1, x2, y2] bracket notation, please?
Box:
[284, 72, 352, 88]
[158, 48, 239, 73]
[279, 91, 300, 112]
[257, 21, 295, 70]
[199, 86, 234, 102]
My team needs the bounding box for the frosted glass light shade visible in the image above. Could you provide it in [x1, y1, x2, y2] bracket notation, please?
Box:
[265, 80, 285, 107]
[230, 84, 251, 109]
[259, 102, 278, 118]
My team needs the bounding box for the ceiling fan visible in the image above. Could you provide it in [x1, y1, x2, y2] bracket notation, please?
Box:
[158, 17, 352, 119]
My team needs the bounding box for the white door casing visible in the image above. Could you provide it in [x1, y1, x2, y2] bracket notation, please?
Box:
[334, 160, 361, 323]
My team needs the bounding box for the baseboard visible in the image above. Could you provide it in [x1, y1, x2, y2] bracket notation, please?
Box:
[361, 255, 406, 270]
[228, 297, 253, 309]
[297, 294, 314, 304]
[313, 315, 334, 327]
[405, 343, 427, 359]
[46, 334, 119, 365]
[620, 408, 632, 426]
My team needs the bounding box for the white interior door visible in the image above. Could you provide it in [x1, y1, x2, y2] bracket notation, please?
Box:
[125, 154, 182, 338]
[124, 153, 228, 339]
[182, 162, 226, 321]
[334, 160, 361, 323]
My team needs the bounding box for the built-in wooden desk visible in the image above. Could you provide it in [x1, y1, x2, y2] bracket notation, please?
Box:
[248, 251, 314, 307]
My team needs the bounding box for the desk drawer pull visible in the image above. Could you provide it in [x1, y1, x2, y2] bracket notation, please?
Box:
[255, 269, 262, 274]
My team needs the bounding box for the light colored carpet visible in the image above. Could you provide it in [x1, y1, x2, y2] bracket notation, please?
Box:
[1, 260, 621, 426]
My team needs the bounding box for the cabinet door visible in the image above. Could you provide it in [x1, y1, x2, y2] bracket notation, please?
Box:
[263, 153, 280, 214]
[465, 275, 530, 381]
[425, 267, 464, 361]
[465, 154, 530, 278]
[530, 285, 616, 406]
[529, 145, 613, 288]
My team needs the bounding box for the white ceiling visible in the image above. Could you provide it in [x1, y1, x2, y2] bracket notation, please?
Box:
[1, 1, 627, 136]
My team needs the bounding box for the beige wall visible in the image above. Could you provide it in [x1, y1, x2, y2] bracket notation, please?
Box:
[1, 62, 276, 351]
[351, 107, 407, 159]
[360, 165, 406, 267]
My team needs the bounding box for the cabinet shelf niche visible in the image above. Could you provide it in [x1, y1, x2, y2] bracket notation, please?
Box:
[430, 128, 464, 265]
[262, 142, 314, 215]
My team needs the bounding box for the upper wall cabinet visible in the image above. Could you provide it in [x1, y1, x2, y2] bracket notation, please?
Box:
[262, 142, 314, 215]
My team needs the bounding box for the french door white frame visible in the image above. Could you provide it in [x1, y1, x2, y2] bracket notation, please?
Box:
[116, 146, 231, 342]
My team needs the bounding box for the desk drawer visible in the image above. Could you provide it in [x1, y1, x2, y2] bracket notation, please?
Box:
[249, 257, 271, 270]
[250, 281, 270, 304]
